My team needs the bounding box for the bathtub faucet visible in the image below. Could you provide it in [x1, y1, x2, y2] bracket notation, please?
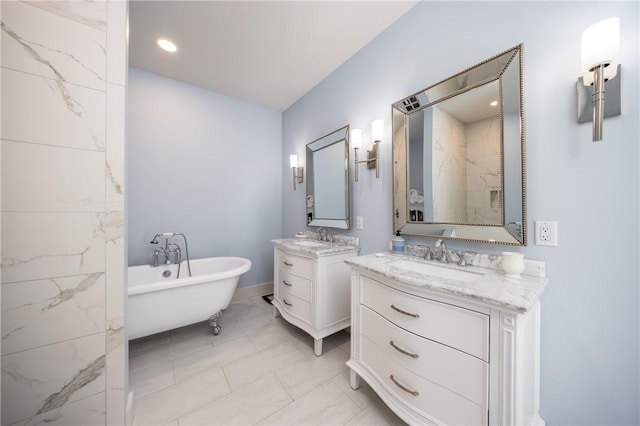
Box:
[150, 233, 192, 277]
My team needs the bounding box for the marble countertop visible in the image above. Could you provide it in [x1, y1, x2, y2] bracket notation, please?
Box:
[345, 253, 548, 313]
[272, 238, 360, 257]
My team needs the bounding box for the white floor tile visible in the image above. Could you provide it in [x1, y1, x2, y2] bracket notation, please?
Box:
[133, 368, 230, 425]
[127, 296, 406, 426]
[257, 380, 361, 425]
[129, 361, 174, 400]
[178, 374, 291, 425]
[173, 337, 258, 384]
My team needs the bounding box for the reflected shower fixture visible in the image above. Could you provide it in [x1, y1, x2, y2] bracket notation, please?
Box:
[352, 119, 382, 182]
[578, 17, 621, 142]
[289, 154, 303, 190]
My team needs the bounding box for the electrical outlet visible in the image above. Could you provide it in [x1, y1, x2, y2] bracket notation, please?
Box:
[356, 216, 364, 230]
[535, 221, 558, 246]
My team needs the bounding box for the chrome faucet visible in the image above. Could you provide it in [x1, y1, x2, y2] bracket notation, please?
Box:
[316, 227, 327, 242]
[434, 239, 448, 263]
[150, 233, 192, 277]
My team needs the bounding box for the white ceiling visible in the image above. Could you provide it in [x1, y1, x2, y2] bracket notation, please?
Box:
[128, 1, 418, 111]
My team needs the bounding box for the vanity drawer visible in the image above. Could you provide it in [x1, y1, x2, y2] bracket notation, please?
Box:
[277, 250, 313, 280]
[277, 268, 312, 302]
[361, 335, 487, 425]
[278, 292, 311, 324]
[360, 305, 487, 407]
[360, 275, 489, 361]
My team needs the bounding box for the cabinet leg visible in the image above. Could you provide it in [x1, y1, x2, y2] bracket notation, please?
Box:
[273, 305, 280, 318]
[313, 338, 323, 356]
[350, 369, 360, 390]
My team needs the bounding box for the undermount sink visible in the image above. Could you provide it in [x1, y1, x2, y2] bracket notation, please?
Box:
[292, 240, 328, 248]
[390, 259, 483, 282]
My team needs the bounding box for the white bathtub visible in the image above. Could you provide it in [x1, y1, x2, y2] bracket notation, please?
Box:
[127, 257, 251, 340]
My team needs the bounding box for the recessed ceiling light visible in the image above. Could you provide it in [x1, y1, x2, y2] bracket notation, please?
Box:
[156, 38, 177, 53]
[490, 100, 498, 107]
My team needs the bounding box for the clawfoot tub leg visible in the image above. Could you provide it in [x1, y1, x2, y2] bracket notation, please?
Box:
[208, 310, 223, 335]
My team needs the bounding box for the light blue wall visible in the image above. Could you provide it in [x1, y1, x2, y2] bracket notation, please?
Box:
[283, 2, 639, 425]
[127, 67, 283, 288]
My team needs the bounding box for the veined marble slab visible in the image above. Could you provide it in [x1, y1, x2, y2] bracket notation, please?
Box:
[1, 68, 106, 151]
[1, 273, 105, 355]
[272, 238, 359, 257]
[106, 83, 125, 213]
[106, 0, 128, 86]
[2, 1, 106, 89]
[1, 333, 105, 425]
[25, 1, 107, 31]
[345, 253, 548, 313]
[1, 140, 105, 212]
[1, 212, 105, 284]
[9, 392, 106, 426]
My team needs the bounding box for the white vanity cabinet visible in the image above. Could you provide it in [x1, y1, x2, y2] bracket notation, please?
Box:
[272, 241, 359, 356]
[346, 254, 547, 426]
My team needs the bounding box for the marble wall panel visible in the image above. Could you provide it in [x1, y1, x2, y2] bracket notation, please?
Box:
[106, 83, 125, 213]
[1, 140, 105, 212]
[106, 0, 127, 86]
[106, 211, 125, 320]
[1, 273, 105, 355]
[1, 333, 105, 425]
[1, 1, 126, 423]
[25, 1, 107, 31]
[1, 1, 106, 90]
[11, 392, 106, 426]
[1, 68, 105, 150]
[106, 317, 126, 425]
[1, 212, 105, 283]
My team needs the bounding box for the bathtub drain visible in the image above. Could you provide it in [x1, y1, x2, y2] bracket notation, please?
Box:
[162, 270, 172, 278]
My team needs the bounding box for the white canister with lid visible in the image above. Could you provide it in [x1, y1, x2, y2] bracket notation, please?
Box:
[501, 252, 525, 278]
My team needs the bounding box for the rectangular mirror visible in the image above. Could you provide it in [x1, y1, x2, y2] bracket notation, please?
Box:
[392, 45, 526, 245]
[306, 125, 351, 229]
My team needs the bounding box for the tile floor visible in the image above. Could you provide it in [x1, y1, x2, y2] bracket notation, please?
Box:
[129, 295, 407, 425]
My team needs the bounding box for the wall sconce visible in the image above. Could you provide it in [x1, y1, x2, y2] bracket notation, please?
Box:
[352, 119, 382, 182]
[578, 17, 621, 142]
[289, 154, 303, 190]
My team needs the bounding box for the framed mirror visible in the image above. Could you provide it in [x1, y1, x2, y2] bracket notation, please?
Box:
[306, 125, 351, 229]
[392, 44, 526, 245]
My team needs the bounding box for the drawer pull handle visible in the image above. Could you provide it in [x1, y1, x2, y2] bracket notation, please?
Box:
[389, 341, 419, 358]
[283, 280, 293, 287]
[283, 299, 293, 307]
[390, 304, 420, 318]
[283, 261, 294, 267]
[390, 375, 419, 396]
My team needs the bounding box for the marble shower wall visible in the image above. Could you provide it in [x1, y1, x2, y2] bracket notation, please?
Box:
[465, 116, 501, 224]
[1, 1, 127, 425]
[431, 106, 467, 222]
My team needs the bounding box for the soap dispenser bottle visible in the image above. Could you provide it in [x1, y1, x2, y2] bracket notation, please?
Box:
[392, 231, 405, 255]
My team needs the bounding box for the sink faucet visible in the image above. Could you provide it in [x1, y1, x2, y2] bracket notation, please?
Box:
[434, 239, 448, 263]
[316, 227, 327, 242]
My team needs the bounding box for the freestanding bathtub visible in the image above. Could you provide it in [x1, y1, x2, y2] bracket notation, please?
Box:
[127, 257, 251, 340]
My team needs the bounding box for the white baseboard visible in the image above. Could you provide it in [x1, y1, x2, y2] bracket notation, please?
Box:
[232, 281, 273, 302]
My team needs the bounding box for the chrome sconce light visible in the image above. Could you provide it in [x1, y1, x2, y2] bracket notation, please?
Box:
[578, 17, 621, 142]
[289, 155, 303, 190]
[352, 119, 382, 182]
